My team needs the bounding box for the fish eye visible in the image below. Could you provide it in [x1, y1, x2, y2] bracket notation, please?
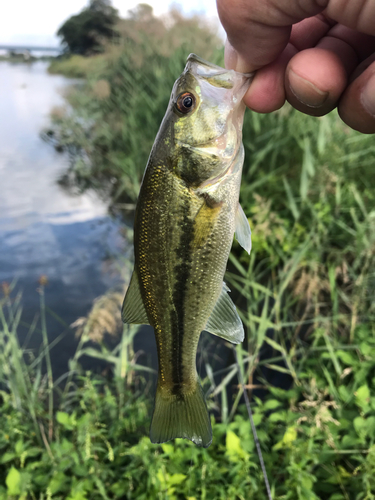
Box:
[176, 92, 196, 114]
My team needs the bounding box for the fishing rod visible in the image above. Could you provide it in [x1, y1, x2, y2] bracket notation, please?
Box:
[233, 346, 273, 500]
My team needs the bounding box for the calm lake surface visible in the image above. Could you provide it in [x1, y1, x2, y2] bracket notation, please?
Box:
[0, 61, 128, 376]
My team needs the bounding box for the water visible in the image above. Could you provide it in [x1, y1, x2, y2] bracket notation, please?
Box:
[0, 61, 127, 376]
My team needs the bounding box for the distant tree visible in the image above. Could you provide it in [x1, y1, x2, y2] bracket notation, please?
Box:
[57, 0, 119, 55]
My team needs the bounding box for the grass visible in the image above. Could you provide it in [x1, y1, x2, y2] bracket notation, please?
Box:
[1, 279, 375, 499]
[48, 53, 109, 78]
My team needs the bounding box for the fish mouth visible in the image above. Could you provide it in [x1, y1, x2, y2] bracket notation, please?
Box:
[174, 55, 253, 151]
[186, 54, 254, 84]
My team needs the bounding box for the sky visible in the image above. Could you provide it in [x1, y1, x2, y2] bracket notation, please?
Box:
[0, 0, 221, 47]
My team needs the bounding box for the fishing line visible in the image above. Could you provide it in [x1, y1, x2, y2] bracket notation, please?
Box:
[233, 346, 273, 500]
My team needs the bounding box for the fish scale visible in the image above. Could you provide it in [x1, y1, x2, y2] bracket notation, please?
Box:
[122, 54, 253, 447]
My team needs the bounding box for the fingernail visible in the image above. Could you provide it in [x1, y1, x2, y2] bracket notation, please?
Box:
[288, 69, 329, 108]
[224, 40, 250, 73]
[361, 73, 375, 117]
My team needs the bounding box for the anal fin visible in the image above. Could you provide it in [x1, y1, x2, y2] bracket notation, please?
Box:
[122, 268, 149, 325]
[204, 283, 244, 344]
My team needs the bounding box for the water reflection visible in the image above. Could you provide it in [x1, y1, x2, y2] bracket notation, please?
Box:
[0, 61, 126, 376]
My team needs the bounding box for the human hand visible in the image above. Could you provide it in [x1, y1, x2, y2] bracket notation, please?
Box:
[217, 0, 375, 133]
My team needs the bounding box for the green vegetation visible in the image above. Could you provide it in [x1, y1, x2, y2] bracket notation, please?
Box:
[2, 282, 375, 499]
[3, 4, 374, 499]
[48, 53, 108, 78]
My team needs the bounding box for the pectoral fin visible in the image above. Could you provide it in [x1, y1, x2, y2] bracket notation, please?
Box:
[121, 268, 149, 325]
[204, 283, 244, 344]
[235, 203, 251, 254]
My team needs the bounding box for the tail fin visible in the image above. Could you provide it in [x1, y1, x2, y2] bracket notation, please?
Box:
[150, 381, 212, 448]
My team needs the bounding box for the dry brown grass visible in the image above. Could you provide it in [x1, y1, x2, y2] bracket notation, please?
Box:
[72, 288, 126, 343]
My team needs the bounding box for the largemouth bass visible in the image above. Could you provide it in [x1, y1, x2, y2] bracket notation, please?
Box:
[122, 54, 253, 447]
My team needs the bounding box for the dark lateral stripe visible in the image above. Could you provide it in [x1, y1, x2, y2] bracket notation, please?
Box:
[170, 196, 194, 396]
